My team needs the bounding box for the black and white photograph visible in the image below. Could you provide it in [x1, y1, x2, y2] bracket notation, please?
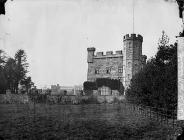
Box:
[0, 0, 184, 139]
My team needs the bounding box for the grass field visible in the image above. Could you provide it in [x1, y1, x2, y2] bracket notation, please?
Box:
[0, 103, 175, 140]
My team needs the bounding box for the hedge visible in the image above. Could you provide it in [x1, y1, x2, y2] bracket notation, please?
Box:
[83, 78, 124, 92]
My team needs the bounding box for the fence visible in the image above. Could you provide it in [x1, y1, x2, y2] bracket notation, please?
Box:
[123, 101, 177, 128]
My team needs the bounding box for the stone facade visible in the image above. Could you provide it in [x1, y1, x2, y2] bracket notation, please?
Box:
[87, 34, 147, 91]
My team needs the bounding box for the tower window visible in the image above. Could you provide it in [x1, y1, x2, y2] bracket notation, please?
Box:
[95, 69, 99, 74]
[106, 67, 111, 74]
[118, 67, 123, 73]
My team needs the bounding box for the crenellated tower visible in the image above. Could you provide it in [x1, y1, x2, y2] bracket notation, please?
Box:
[123, 34, 144, 90]
[86, 34, 147, 94]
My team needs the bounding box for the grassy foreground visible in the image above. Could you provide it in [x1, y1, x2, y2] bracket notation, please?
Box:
[0, 103, 175, 140]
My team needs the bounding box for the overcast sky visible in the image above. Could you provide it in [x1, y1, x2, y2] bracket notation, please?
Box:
[0, 0, 182, 88]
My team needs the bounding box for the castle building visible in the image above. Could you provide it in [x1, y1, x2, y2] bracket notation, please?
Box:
[87, 34, 147, 91]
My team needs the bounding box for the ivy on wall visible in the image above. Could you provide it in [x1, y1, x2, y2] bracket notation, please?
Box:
[83, 78, 124, 93]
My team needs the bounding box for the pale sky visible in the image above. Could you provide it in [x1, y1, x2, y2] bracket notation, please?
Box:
[0, 0, 182, 88]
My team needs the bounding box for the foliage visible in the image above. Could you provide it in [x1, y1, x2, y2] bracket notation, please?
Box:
[28, 89, 47, 103]
[20, 77, 34, 93]
[83, 78, 124, 93]
[14, 49, 29, 93]
[0, 49, 34, 94]
[0, 67, 7, 94]
[96, 78, 123, 90]
[83, 81, 97, 91]
[126, 36, 177, 112]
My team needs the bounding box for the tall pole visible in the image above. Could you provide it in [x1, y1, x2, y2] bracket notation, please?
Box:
[132, 0, 135, 34]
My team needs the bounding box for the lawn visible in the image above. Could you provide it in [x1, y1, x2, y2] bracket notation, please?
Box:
[0, 103, 175, 140]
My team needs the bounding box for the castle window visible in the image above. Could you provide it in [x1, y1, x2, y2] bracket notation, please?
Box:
[95, 69, 99, 74]
[118, 67, 123, 73]
[106, 67, 111, 74]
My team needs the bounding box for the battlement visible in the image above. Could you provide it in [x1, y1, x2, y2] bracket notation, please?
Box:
[87, 47, 96, 51]
[94, 50, 123, 58]
[96, 52, 103, 56]
[115, 50, 122, 55]
[123, 34, 143, 42]
[106, 51, 113, 55]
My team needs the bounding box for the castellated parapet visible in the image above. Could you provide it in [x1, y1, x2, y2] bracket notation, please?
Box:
[94, 50, 123, 58]
[87, 47, 95, 63]
[87, 34, 147, 93]
[123, 34, 143, 42]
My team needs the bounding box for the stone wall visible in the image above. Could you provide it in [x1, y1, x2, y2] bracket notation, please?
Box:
[87, 55, 124, 82]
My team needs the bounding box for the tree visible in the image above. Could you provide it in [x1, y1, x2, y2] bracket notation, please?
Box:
[0, 49, 33, 94]
[0, 49, 7, 93]
[158, 30, 169, 47]
[14, 49, 28, 93]
[126, 32, 177, 112]
[4, 58, 17, 93]
[0, 49, 7, 67]
[0, 66, 7, 94]
[20, 76, 34, 93]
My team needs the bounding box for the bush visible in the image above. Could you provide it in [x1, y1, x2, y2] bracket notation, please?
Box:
[83, 78, 124, 93]
[83, 81, 97, 91]
[28, 89, 47, 103]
